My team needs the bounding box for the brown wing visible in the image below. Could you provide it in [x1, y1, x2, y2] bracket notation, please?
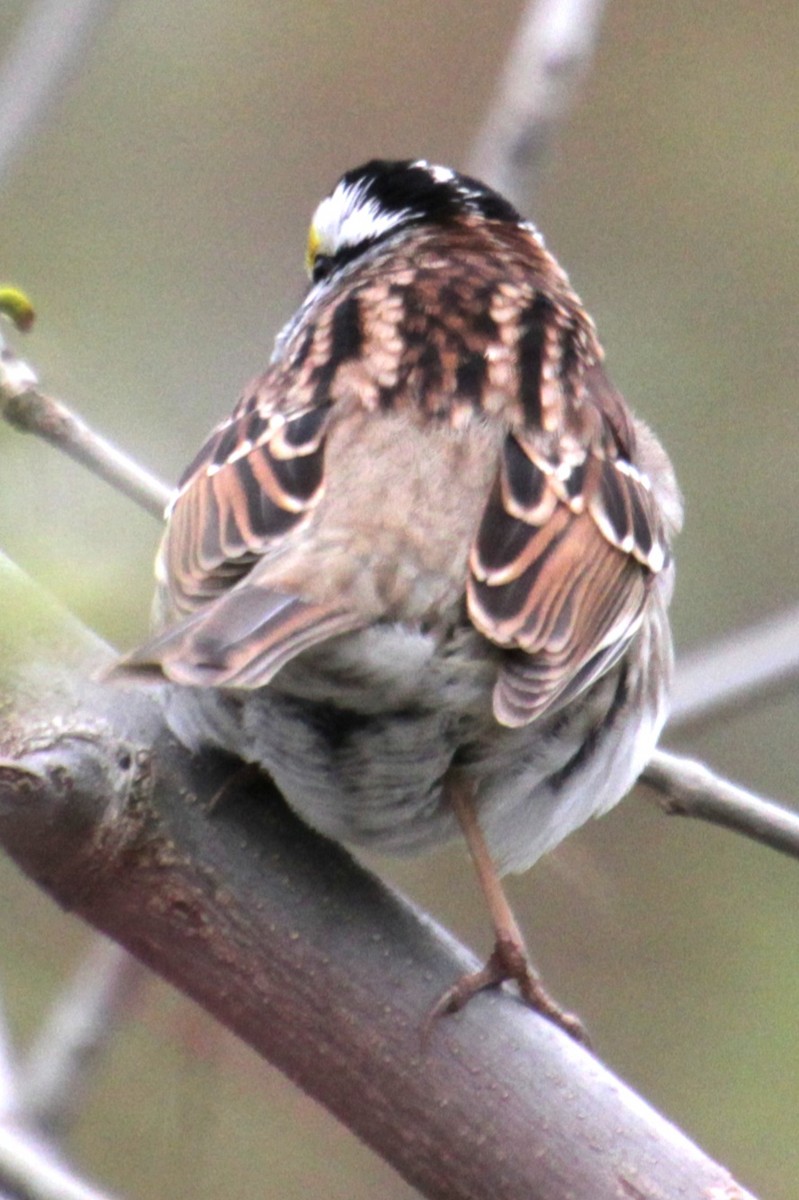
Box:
[161, 400, 332, 614]
[468, 370, 670, 728]
[120, 394, 368, 686]
[123, 584, 362, 688]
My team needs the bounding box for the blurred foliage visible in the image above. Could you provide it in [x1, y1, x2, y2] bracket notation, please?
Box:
[0, 1, 797, 1198]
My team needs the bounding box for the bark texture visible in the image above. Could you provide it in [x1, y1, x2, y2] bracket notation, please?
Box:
[0, 555, 755, 1200]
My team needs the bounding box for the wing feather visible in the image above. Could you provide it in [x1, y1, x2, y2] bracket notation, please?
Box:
[121, 583, 362, 689]
[468, 378, 670, 728]
[160, 402, 332, 619]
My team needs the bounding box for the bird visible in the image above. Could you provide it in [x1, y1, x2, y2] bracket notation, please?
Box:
[122, 158, 682, 1038]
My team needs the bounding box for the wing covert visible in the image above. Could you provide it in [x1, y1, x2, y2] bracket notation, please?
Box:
[159, 401, 332, 618]
[468, 370, 670, 729]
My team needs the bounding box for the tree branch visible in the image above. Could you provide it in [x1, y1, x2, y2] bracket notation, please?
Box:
[0, 555, 756, 1199]
[0, 359, 171, 519]
[18, 942, 145, 1142]
[0, 0, 116, 191]
[0, 1126, 120, 1200]
[669, 606, 799, 731]
[643, 749, 799, 860]
[469, 0, 608, 208]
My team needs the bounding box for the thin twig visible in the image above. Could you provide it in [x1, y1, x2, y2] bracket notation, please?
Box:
[669, 606, 799, 731]
[4, 386, 172, 519]
[0, 1127, 120, 1200]
[0, 344, 172, 519]
[0, 990, 17, 1123]
[469, 0, 608, 208]
[0, 0, 116, 191]
[19, 942, 145, 1142]
[643, 749, 799, 861]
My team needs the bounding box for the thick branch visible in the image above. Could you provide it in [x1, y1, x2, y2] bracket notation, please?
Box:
[0, 557, 755, 1198]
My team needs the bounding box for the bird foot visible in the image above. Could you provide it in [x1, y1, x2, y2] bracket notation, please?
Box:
[429, 934, 590, 1046]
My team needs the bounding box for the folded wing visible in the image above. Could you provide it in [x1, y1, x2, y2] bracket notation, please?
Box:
[468, 371, 670, 728]
[120, 398, 366, 687]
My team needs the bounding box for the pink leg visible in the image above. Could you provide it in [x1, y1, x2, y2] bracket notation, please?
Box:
[432, 771, 589, 1044]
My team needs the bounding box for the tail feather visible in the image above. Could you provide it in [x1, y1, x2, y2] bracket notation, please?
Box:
[116, 584, 362, 689]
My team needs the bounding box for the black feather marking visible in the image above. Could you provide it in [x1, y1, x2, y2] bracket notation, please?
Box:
[417, 340, 443, 393]
[455, 173, 521, 223]
[472, 283, 500, 340]
[292, 324, 316, 371]
[628, 485, 654, 561]
[241, 409, 271, 446]
[558, 319, 581, 399]
[473, 311, 499, 340]
[502, 435, 547, 513]
[474, 486, 537, 575]
[599, 461, 631, 544]
[265, 441, 325, 502]
[211, 422, 243, 468]
[472, 527, 564, 623]
[237, 454, 299, 540]
[548, 661, 630, 788]
[456, 349, 487, 404]
[564, 461, 586, 501]
[439, 282, 464, 312]
[330, 292, 363, 361]
[517, 294, 555, 428]
[340, 160, 522, 235]
[312, 294, 363, 403]
[281, 404, 330, 450]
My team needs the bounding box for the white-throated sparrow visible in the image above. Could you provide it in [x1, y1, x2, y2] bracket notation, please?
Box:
[123, 160, 682, 1036]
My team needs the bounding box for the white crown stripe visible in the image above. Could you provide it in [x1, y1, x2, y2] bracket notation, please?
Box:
[312, 182, 415, 261]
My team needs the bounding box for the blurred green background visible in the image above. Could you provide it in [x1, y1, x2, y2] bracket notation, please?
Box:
[1, 1, 797, 1197]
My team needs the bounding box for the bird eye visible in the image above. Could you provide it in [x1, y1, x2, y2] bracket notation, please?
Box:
[311, 254, 334, 283]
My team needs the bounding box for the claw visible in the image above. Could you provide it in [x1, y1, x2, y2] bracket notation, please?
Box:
[428, 769, 591, 1046]
[427, 935, 590, 1045]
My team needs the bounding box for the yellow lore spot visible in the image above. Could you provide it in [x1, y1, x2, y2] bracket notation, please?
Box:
[0, 286, 35, 332]
[305, 225, 321, 277]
